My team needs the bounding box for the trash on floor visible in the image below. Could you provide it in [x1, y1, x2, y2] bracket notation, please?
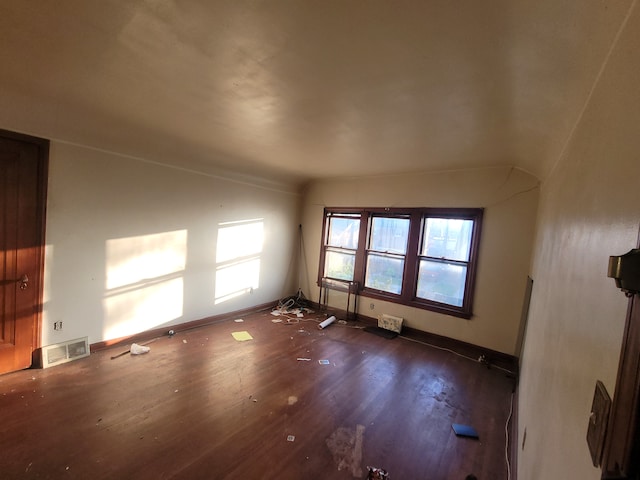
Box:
[318, 315, 336, 330]
[130, 343, 150, 355]
[231, 331, 253, 342]
[318, 359, 330, 365]
[366, 466, 390, 479]
[287, 435, 295, 442]
[234, 318, 244, 323]
[451, 423, 479, 439]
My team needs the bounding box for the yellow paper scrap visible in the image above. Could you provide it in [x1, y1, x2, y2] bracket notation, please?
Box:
[232, 331, 253, 342]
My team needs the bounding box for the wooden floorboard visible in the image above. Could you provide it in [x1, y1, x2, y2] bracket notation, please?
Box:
[0, 310, 515, 479]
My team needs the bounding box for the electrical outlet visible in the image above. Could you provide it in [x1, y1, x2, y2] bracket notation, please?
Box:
[54, 321, 63, 331]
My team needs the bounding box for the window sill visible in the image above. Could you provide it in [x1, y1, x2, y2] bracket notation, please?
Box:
[359, 288, 473, 319]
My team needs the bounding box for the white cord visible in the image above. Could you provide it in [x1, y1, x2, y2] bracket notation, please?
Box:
[399, 334, 479, 363]
[401, 333, 516, 480]
[505, 392, 514, 480]
[399, 334, 517, 375]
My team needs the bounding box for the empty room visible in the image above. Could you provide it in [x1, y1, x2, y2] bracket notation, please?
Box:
[1, 2, 640, 479]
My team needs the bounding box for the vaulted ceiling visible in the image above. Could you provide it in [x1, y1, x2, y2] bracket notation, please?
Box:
[0, 1, 634, 188]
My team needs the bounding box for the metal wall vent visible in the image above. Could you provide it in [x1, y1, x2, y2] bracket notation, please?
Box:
[41, 337, 90, 368]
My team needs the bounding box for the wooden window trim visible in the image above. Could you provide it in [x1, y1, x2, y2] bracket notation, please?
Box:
[318, 207, 483, 319]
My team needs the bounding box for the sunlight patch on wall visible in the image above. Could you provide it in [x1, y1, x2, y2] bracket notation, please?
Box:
[43, 244, 53, 305]
[104, 277, 183, 339]
[103, 230, 187, 339]
[215, 219, 263, 305]
[106, 230, 187, 289]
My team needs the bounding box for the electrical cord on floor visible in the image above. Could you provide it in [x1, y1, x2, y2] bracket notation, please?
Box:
[398, 334, 518, 376]
[271, 312, 365, 330]
[505, 392, 514, 480]
[401, 333, 516, 479]
[399, 334, 478, 363]
[274, 314, 318, 324]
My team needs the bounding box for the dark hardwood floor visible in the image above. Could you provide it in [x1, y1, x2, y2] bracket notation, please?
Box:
[0, 309, 515, 479]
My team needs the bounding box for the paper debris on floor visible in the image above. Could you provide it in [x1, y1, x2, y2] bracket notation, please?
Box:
[234, 318, 244, 323]
[366, 466, 390, 479]
[287, 435, 295, 442]
[297, 357, 311, 361]
[232, 331, 253, 342]
[130, 343, 150, 355]
[318, 359, 330, 365]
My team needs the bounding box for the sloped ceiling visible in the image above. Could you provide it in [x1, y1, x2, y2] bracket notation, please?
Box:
[0, 1, 634, 188]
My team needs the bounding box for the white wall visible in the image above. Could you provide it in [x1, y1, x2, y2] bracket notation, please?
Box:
[300, 166, 539, 355]
[42, 142, 300, 347]
[517, 4, 640, 479]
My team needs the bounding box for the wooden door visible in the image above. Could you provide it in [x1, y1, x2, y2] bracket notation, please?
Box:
[0, 130, 48, 375]
[602, 292, 640, 479]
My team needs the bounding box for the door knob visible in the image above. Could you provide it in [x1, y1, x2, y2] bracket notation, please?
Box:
[19, 274, 28, 290]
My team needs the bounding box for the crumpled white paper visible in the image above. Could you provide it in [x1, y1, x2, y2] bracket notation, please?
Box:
[130, 343, 150, 355]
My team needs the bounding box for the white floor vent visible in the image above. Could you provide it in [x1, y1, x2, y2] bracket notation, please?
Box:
[41, 337, 90, 368]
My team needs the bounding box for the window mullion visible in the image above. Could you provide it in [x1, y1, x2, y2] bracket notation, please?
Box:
[402, 211, 421, 302]
[352, 211, 370, 289]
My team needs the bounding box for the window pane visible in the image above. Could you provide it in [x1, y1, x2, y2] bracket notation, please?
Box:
[416, 259, 467, 307]
[324, 250, 355, 281]
[370, 216, 410, 254]
[365, 254, 404, 294]
[422, 218, 473, 261]
[328, 217, 360, 249]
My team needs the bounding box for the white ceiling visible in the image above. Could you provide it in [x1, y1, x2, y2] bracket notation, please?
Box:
[0, 1, 634, 188]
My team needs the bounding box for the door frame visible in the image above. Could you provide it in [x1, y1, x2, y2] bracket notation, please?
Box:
[0, 129, 49, 366]
[601, 227, 640, 479]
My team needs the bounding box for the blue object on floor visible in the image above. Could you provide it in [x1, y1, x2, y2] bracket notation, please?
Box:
[452, 423, 479, 439]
